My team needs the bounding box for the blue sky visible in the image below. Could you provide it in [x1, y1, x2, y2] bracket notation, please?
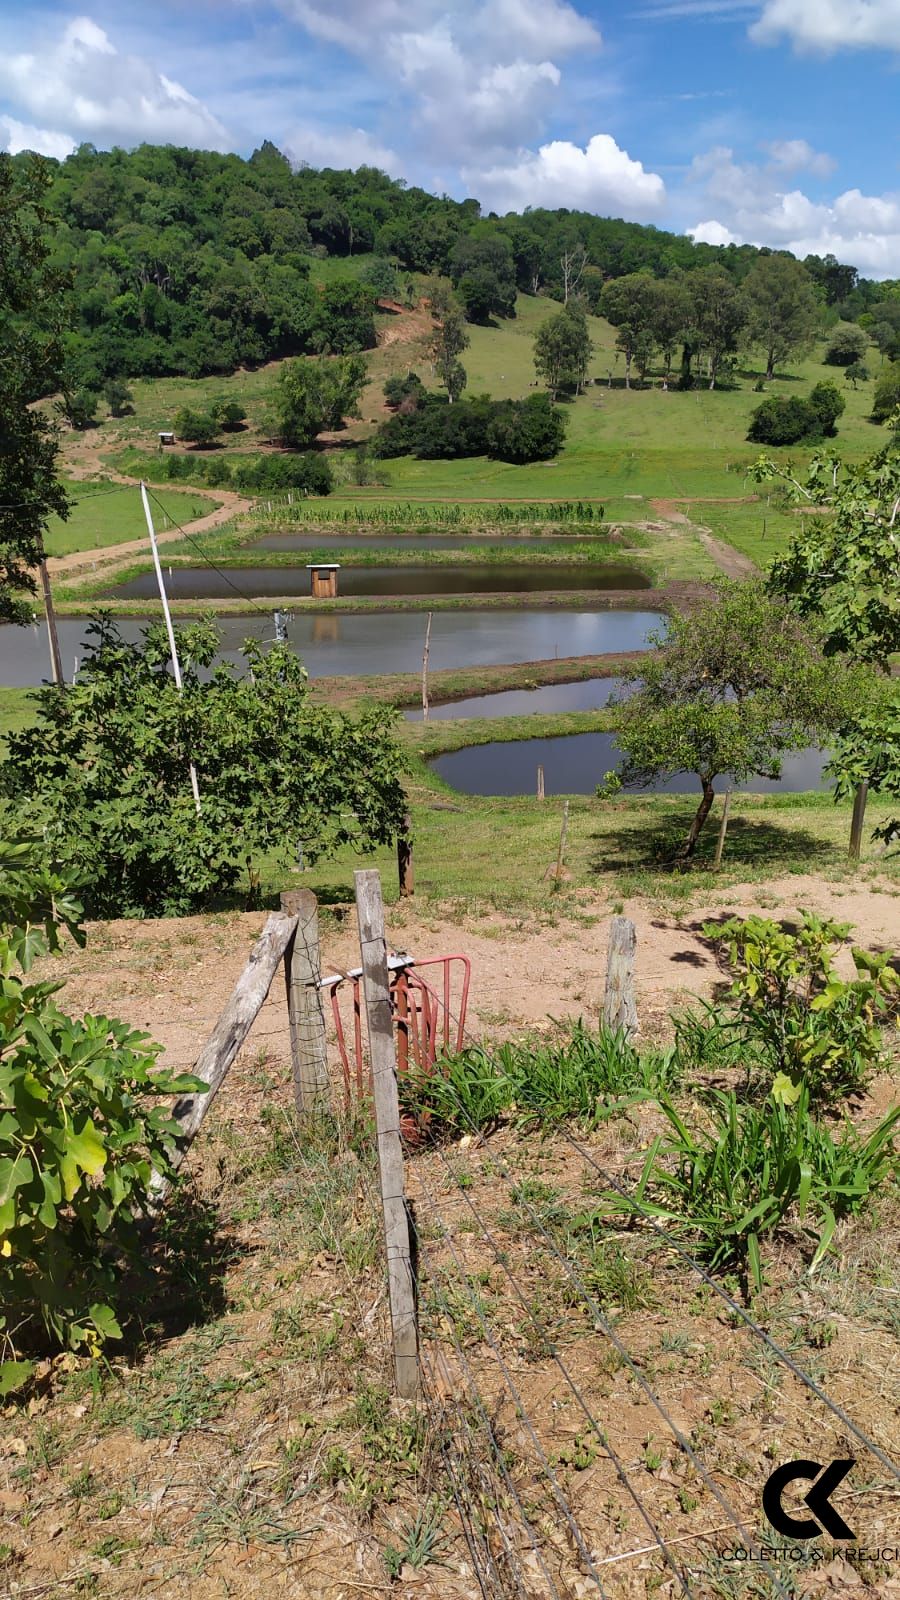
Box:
[0, 0, 898, 275]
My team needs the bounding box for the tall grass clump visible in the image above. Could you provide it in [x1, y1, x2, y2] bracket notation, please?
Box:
[400, 1020, 679, 1139]
[606, 1086, 899, 1294]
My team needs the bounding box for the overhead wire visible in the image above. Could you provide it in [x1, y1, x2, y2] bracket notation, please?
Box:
[145, 485, 274, 622]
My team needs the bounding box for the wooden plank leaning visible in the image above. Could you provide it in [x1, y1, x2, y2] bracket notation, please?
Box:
[603, 914, 638, 1038]
[150, 909, 299, 1205]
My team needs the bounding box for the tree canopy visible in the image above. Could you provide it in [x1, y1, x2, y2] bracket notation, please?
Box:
[1, 617, 409, 916]
[12, 140, 877, 394]
[600, 582, 857, 859]
[0, 154, 70, 623]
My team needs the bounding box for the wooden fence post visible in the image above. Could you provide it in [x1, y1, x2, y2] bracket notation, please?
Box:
[849, 781, 868, 863]
[355, 869, 420, 1400]
[604, 915, 637, 1037]
[554, 798, 569, 880]
[712, 789, 732, 872]
[280, 889, 328, 1113]
[537, 764, 545, 801]
[397, 815, 414, 898]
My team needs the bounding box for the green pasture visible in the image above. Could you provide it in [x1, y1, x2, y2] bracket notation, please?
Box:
[45, 481, 216, 556]
[54, 287, 894, 574]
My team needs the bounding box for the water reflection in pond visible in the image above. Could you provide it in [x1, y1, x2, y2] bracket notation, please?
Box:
[105, 563, 650, 600]
[406, 677, 624, 720]
[4, 610, 664, 686]
[431, 731, 829, 795]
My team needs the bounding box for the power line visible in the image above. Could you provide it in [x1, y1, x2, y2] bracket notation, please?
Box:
[145, 485, 273, 622]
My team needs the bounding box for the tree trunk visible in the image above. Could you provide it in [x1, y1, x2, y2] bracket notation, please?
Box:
[624, 351, 631, 389]
[677, 779, 717, 861]
[766, 346, 775, 381]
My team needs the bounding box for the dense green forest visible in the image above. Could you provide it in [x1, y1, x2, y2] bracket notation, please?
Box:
[15, 138, 899, 388]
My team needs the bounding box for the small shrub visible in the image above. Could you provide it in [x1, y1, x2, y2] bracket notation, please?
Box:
[747, 395, 814, 445]
[706, 912, 898, 1105]
[806, 379, 845, 436]
[871, 361, 900, 423]
[401, 1022, 679, 1139]
[0, 838, 203, 1394]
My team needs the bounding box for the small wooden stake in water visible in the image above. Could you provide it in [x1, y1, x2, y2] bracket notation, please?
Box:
[555, 798, 569, 880]
[421, 611, 432, 721]
[355, 870, 419, 1400]
[537, 765, 545, 801]
[713, 789, 732, 872]
[604, 916, 637, 1037]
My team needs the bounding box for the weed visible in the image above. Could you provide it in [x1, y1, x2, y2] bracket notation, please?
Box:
[383, 1500, 446, 1578]
[403, 1021, 680, 1138]
[606, 1086, 899, 1294]
[564, 1219, 656, 1312]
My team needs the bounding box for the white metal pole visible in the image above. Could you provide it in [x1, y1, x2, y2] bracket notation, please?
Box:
[140, 482, 201, 815]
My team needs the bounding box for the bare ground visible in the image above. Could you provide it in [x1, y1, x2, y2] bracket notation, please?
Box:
[3, 876, 898, 1600]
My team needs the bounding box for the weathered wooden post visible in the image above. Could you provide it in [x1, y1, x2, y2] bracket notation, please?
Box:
[397, 815, 414, 898]
[280, 889, 328, 1113]
[712, 789, 732, 872]
[421, 611, 432, 722]
[554, 798, 569, 880]
[849, 781, 868, 863]
[355, 869, 419, 1400]
[604, 915, 637, 1037]
[537, 764, 545, 801]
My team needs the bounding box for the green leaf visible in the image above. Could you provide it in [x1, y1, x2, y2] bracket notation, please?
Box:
[88, 1303, 123, 1343]
[771, 1072, 802, 1106]
[0, 1153, 33, 1231]
[66, 1119, 106, 1179]
[0, 1359, 35, 1397]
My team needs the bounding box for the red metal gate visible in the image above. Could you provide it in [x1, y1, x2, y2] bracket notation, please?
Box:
[320, 954, 471, 1107]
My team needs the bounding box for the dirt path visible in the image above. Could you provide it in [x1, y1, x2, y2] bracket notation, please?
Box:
[47, 485, 254, 577]
[650, 497, 759, 578]
[47, 874, 900, 1080]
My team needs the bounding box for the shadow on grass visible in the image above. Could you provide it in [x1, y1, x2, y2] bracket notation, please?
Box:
[124, 1184, 243, 1351]
[587, 811, 838, 877]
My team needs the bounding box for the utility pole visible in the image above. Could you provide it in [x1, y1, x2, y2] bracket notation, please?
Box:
[140, 482, 201, 815]
[37, 544, 63, 686]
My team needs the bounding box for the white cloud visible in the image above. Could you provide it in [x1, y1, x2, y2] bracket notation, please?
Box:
[282, 124, 404, 173]
[763, 138, 835, 176]
[281, 0, 600, 162]
[0, 15, 232, 152]
[688, 219, 739, 244]
[751, 0, 900, 52]
[684, 144, 900, 277]
[466, 133, 667, 218]
[0, 115, 75, 161]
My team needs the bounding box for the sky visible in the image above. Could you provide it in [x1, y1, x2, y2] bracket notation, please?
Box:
[0, 0, 898, 277]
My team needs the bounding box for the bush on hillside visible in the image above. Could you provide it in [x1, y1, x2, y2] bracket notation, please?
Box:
[747, 395, 816, 445]
[823, 323, 868, 367]
[747, 380, 845, 444]
[373, 391, 567, 463]
[161, 449, 333, 495]
[806, 380, 845, 436]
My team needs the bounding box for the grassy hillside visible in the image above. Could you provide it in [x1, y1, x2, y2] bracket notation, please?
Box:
[51, 288, 892, 566]
[45, 482, 220, 556]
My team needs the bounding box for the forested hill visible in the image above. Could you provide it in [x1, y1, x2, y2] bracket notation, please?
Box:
[25, 138, 878, 385]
